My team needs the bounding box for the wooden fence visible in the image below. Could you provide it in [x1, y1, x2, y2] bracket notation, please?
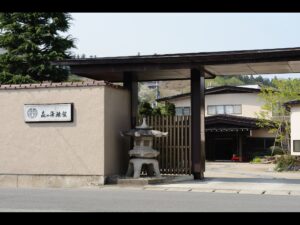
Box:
[137, 116, 192, 175]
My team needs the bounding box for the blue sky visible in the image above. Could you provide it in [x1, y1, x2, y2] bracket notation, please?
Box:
[68, 13, 300, 79]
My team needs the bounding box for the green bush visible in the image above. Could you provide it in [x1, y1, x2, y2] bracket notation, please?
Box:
[275, 155, 296, 172]
[251, 157, 262, 164]
[138, 102, 153, 117]
[152, 107, 162, 116]
[0, 72, 36, 84]
[269, 146, 285, 156]
[251, 149, 272, 158]
[160, 102, 176, 116]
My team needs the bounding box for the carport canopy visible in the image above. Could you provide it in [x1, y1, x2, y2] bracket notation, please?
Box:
[54, 47, 300, 82]
[53, 47, 300, 180]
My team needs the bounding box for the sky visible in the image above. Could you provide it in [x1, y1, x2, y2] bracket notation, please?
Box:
[68, 13, 300, 79]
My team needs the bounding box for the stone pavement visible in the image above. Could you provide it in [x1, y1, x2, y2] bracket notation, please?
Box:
[112, 162, 300, 196]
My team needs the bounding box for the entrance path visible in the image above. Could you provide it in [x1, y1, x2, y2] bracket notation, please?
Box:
[142, 162, 300, 196]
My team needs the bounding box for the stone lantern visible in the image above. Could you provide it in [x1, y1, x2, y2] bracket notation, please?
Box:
[120, 118, 168, 178]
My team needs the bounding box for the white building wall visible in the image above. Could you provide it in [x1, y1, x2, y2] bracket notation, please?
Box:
[290, 106, 300, 155]
[167, 92, 268, 118]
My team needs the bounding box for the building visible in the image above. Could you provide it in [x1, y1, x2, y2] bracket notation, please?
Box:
[157, 85, 276, 161]
[285, 100, 300, 156]
[54, 47, 300, 179]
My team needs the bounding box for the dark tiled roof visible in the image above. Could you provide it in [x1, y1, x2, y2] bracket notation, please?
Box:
[205, 114, 259, 128]
[156, 85, 261, 102]
[205, 114, 275, 131]
[156, 93, 190, 102]
[0, 81, 123, 91]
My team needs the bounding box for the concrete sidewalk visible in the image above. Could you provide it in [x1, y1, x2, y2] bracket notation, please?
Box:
[140, 162, 300, 196]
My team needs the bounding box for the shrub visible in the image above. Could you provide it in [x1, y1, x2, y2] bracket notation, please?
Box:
[269, 146, 285, 156]
[275, 155, 296, 172]
[251, 157, 262, 164]
[251, 149, 272, 158]
[152, 107, 162, 116]
[161, 102, 175, 116]
[138, 102, 153, 117]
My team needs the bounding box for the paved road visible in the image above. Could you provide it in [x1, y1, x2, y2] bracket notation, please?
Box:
[1, 187, 300, 212]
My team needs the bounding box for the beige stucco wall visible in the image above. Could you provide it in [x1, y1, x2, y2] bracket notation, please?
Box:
[0, 85, 130, 179]
[291, 106, 300, 155]
[104, 87, 130, 176]
[167, 92, 267, 118]
[168, 96, 190, 108]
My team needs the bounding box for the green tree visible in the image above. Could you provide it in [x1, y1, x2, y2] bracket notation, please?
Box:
[257, 79, 300, 153]
[205, 75, 273, 88]
[152, 106, 162, 116]
[138, 83, 157, 104]
[0, 13, 75, 84]
[138, 101, 153, 117]
[161, 102, 176, 116]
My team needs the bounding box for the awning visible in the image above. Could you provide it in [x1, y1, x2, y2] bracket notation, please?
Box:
[206, 128, 250, 132]
[205, 114, 260, 132]
[53, 47, 300, 82]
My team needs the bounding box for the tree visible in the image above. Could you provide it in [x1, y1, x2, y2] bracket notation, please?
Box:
[152, 107, 162, 116]
[205, 75, 274, 88]
[0, 13, 75, 84]
[138, 102, 153, 117]
[138, 83, 157, 104]
[161, 102, 176, 116]
[257, 79, 300, 153]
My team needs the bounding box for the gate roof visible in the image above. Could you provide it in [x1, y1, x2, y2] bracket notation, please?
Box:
[53, 47, 300, 82]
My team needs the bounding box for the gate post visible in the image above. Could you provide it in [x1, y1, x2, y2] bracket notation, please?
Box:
[123, 72, 138, 129]
[191, 68, 205, 179]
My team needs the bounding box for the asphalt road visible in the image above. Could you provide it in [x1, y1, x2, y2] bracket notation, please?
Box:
[0, 187, 300, 212]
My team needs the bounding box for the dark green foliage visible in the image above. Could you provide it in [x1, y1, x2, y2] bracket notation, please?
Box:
[205, 75, 273, 87]
[162, 102, 175, 116]
[138, 102, 153, 117]
[251, 149, 272, 158]
[138, 101, 176, 117]
[152, 107, 162, 116]
[269, 146, 285, 156]
[257, 79, 300, 153]
[251, 157, 262, 164]
[0, 71, 35, 84]
[0, 13, 75, 84]
[275, 155, 297, 172]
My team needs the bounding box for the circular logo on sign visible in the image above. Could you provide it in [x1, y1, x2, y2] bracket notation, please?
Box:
[27, 108, 38, 119]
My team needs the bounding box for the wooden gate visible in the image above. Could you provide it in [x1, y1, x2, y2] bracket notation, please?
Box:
[137, 116, 192, 175]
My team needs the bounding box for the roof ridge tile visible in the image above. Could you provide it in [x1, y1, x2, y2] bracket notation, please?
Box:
[0, 81, 123, 90]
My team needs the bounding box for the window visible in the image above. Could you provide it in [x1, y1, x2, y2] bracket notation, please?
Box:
[293, 140, 300, 152]
[233, 105, 242, 114]
[225, 105, 234, 114]
[175, 107, 191, 116]
[216, 105, 225, 114]
[175, 107, 183, 116]
[207, 105, 242, 115]
[207, 106, 216, 115]
[183, 107, 190, 115]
